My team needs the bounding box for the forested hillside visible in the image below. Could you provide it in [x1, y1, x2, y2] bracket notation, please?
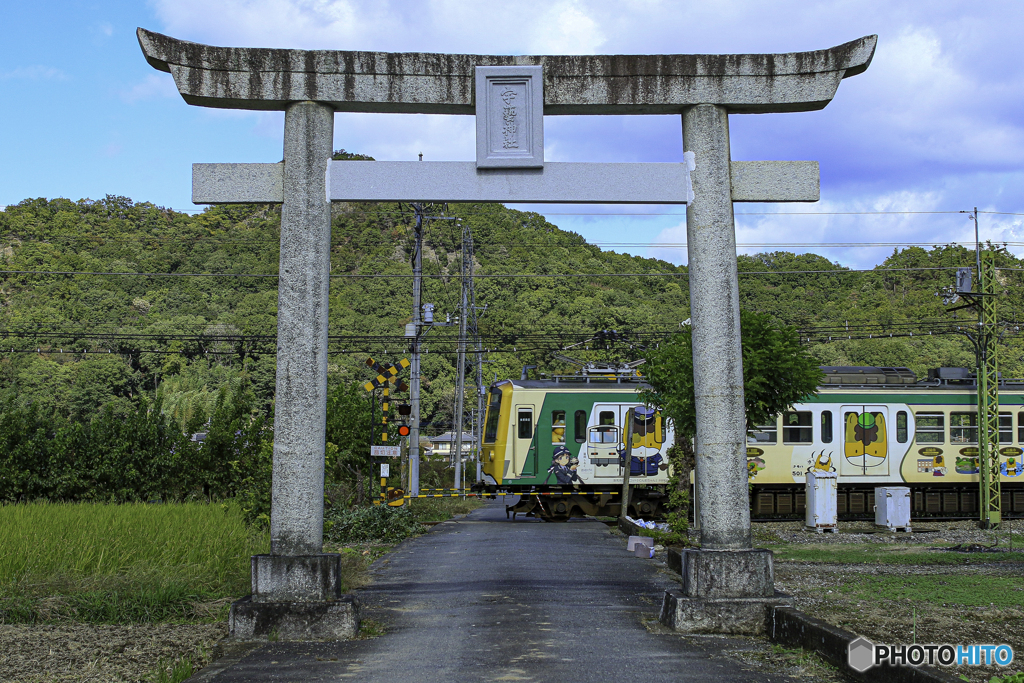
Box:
[0, 194, 1022, 434]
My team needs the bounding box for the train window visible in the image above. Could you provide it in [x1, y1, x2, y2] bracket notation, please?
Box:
[599, 411, 615, 426]
[551, 410, 566, 444]
[950, 412, 978, 444]
[484, 389, 503, 443]
[896, 411, 908, 443]
[574, 410, 587, 443]
[747, 418, 777, 444]
[915, 412, 944, 443]
[783, 412, 812, 443]
[999, 413, 1013, 444]
[820, 411, 833, 443]
[1020, 412, 1024, 444]
[517, 408, 533, 439]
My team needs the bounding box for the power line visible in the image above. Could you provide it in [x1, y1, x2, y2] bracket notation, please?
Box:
[0, 265, 994, 279]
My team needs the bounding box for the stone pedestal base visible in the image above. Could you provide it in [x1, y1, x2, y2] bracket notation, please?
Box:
[229, 594, 360, 640]
[227, 553, 360, 641]
[660, 589, 791, 634]
[251, 554, 342, 602]
[677, 547, 775, 598]
[660, 547, 788, 634]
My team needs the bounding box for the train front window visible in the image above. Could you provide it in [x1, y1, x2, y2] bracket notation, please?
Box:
[915, 412, 944, 444]
[574, 410, 587, 443]
[999, 413, 1012, 444]
[551, 410, 566, 445]
[517, 408, 533, 439]
[590, 426, 618, 443]
[747, 418, 777, 444]
[599, 411, 615, 426]
[783, 411, 812, 443]
[484, 389, 503, 443]
[950, 412, 977, 444]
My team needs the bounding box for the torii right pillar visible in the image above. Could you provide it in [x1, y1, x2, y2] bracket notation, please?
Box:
[661, 44, 877, 634]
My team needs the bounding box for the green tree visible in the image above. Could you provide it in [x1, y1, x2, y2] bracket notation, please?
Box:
[639, 310, 823, 537]
[325, 381, 374, 506]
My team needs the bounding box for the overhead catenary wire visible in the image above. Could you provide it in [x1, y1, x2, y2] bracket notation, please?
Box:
[0, 265, 1003, 279]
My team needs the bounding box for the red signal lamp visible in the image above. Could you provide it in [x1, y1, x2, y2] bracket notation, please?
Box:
[398, 425, 411, 437]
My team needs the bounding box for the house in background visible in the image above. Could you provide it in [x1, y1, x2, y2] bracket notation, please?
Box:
[428, 431, 477, 464]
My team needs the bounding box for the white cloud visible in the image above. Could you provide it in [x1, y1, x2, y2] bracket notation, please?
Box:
[334, 112, 474, 161]
[137, 0, 1024, 260]
[527, 1, 606, 55]
[0, 65, 67, 81]
[151, 0, 381, 49]
[121, 73, 180, 103]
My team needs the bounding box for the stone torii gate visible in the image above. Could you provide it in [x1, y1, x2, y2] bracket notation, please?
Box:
[138, 28, 875, 638]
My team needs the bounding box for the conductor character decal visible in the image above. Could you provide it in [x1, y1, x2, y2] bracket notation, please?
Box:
[545, 445, 581, 485]
[618, 407, 668, 476]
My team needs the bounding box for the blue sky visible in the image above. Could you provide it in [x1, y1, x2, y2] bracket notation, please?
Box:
[2, 0, 1022, 269]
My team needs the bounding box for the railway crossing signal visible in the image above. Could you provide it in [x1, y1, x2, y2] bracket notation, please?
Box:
[363, 357, 410, 392]
[364, 357, 413, 505]
[364, 357, 411, 443]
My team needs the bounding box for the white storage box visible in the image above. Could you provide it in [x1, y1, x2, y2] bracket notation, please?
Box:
[805, 471, 838, 532]
[875, 486, 912, 531]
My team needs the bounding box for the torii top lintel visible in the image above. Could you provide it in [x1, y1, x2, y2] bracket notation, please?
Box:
[137, 28, 875, 115]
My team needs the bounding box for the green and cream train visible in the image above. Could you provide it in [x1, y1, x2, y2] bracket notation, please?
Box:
[478, 368, 674, 521]
[477, 365, 1024, 521]
[748, 366, 1024, 520]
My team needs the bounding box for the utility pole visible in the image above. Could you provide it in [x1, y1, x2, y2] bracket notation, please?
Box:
[409, 203, 423, 497]
[453, 219, 467, 493]
[620, 407, 635, 520]
[968, 207, 1002, 529]
[942, 208, 1002, 528]
[978, 247, 1001, 528]
[465, 224, 485, 484]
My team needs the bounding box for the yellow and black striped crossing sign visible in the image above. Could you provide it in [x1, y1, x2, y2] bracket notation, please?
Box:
[363, 357, 411, 392]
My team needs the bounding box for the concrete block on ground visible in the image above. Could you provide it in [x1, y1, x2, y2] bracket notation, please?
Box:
[666, 547, 683, 574]
[660, 589, 791, 635]
[678, 548, 775, 599]
[627, 535, 654, 552]
[229, 594, 360, 641]
[252, 554, 342, 603]
[634, 543, 655, 558]
[617, 516, 645, 536]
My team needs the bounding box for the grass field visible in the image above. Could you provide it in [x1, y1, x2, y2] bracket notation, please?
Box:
[0, 501, 268, 624]
[835, 573, 1024, 607]
[0, 497, 482, 626]
[768, 542, 1024, 565]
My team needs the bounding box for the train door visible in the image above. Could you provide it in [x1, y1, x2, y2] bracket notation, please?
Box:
[512, 404, 536, 477]
[839, 404, 890, 476]
[589, 407, 620, 477]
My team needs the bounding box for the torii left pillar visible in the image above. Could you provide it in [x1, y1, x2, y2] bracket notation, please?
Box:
[238, 101, 360, 639]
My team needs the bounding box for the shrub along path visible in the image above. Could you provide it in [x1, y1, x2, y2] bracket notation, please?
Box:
[200, 500, 803, 683]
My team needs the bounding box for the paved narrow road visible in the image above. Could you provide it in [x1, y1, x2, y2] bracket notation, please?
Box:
[197, 501, 780, 682]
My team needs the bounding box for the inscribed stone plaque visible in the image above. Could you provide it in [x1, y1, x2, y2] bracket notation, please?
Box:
[475, 66, 543, 168]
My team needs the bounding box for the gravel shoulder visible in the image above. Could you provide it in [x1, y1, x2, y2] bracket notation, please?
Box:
[0, 623, 225, 683]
